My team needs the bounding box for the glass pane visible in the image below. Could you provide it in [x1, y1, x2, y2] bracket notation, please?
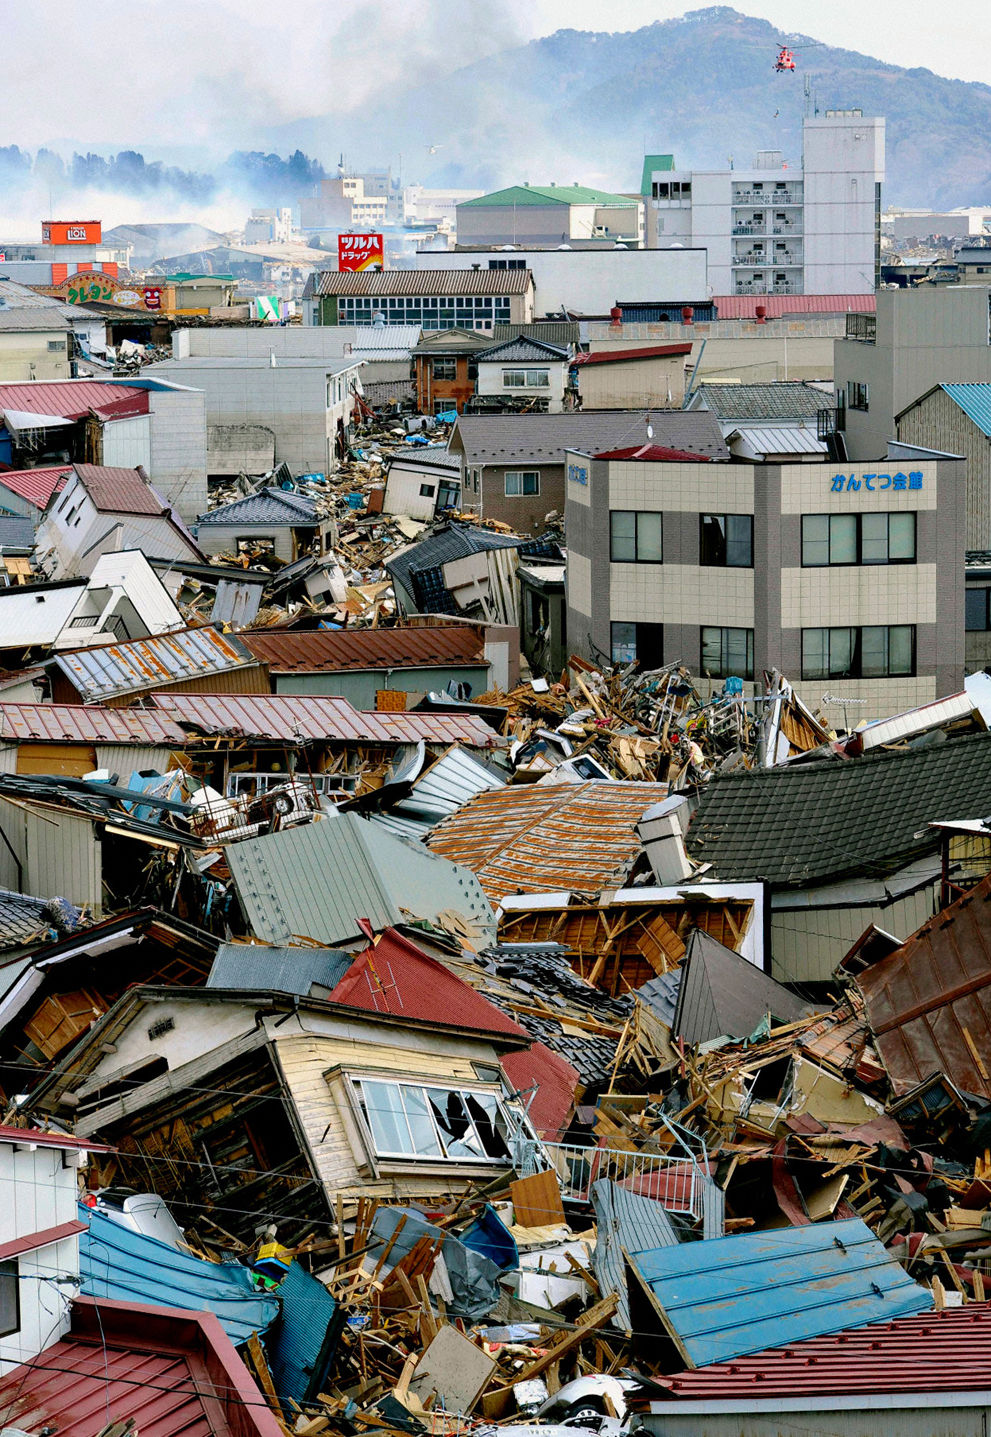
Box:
[860, 512, 888, 565]
[701, 626, 723, 675]
[429, 1090, 484, 1159]
[360, 1080, 412, 1155]
[700, 514, 726, 565]
[725, 514, 753, 566]
[828, 627, 855, 677]
[401, 1086, 444, 1157]
[860, 625, 888, 677]
[803, 628, 828, 679]
[636, 512, 663, 561]
[888, 512, 916, 560]
[523, 473, 539, 495]
[888, 625, 914, 675]
[465, 1093, 511, 1160]
[967, 589, 989, 630]
[611, 512, 637, 562]
[802, 515, 829, 567]
[505, 473, 520, 496]
[611, 621, 636, 664]
[829, 514, 858, 564]
[723, 627, 752, 678]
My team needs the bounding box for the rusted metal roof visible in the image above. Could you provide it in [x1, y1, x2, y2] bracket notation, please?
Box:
[0, 702, 186, 745]
[857, 870, 991, 1098]
[241, 624, 486, 674]
[0, 378, 148, 420]
[151, 691, 497, 746]
[49, 626, 260, 703]
[312, 268, 533, 296]
[426, 781, 670, 902]
[73, 463, 167, 515]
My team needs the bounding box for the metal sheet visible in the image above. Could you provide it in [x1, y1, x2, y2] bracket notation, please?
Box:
[242, 624, 486, 673]
[0, 701, 186, 745]
[152, 691, 497, 746]
[50, 625, 260, 703]
[592, 1178, 679, 1332]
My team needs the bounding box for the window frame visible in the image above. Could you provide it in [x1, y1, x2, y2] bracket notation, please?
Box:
[966, 587, 991, 631]
[700, 625, 755, 680]
[801, 512, 917, 568]
[431, 357, 457, 381]
[801, 625, 917, 680]
[846, 380, 870, 411]
[610, 509, 663, 564]
[345, 1073, 517, 1169]
[699, 513, 754, 568]
[611, 620, 664, 669]
[0, 1258, 20, 1339]
[505, 470, 540, 497]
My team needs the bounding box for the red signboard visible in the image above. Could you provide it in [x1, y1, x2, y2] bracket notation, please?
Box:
[142, 286, 162, 311]
[338, 233, 384, 272]
[42, 221, 102, 246]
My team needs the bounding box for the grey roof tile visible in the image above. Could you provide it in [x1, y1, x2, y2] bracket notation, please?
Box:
[477, 337, 569, 362]
[451, 411, 728, 466]
[198, 487, 319, 527]
[694, 381, 828, 421]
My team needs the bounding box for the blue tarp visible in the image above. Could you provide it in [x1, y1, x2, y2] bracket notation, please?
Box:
[459, 1204, 518, 1271]
[79, 1205, 280, 1345]
[628, 1216, 932, 1369]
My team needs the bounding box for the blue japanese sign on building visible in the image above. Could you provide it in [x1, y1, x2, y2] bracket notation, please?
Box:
[829, 471, 923, 494]
[568, 462, 589, 486]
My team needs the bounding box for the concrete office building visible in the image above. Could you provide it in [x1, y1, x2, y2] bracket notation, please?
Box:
[456, 185, 644, 248]
[303, 269, 534, 332]
[643, 112, 885, 297]
[565, 447, 965, 718]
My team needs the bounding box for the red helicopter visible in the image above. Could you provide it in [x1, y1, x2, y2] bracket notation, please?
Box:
[774, 46, 797, 72]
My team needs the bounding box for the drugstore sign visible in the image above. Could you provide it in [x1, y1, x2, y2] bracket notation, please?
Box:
[338, 233, 384, 272]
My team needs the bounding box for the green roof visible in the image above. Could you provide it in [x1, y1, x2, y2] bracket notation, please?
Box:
[460, 184, 639, 209]
[641, 154, 676, 195]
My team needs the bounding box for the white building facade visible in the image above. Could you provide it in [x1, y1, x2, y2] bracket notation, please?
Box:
[644, 112, 885, 298]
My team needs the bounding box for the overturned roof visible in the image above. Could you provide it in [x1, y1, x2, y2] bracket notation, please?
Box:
[427, 780, 669, 902]
[450, 411, 728, 466]
[241, 624, 486, 674]
[49, 626, 262, 703]
[673, 929, 808, 1046]
[686, 732, 991, 888]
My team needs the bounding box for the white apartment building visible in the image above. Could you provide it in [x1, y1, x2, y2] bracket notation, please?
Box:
[643, 111, 885, 297]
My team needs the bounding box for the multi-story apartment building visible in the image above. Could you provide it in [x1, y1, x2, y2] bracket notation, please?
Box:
[642, 112, 885, 297]
[565, 445, 964, 719]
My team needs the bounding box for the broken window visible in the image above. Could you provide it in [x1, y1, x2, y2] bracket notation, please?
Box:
[611, 621, 664, 669]
[700, 513, 753, 567]
[802, 625, 916, 679]
[352, 1079, 512, 1163]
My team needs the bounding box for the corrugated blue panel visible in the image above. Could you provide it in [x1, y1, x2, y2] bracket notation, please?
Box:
[942, 383, 991, 436]
[629, 1216, 931, 1369]
[79, 1205, 280, 1345]
[266, 1260, 338, 1407]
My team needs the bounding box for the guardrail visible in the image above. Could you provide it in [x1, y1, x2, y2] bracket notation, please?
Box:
[528, 1142, 709, 1221]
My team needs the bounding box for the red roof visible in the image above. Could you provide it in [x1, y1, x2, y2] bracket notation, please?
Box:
[502, 1042, 579, 1140]
[151, 692, 497, 747]
[0, 380, 148, 422]
[594, 444, 713, 462]
[712, 293, 877, 320]
[73, 463, 166, 515]
[0, 701, 187, 745]
[0, 464, 72, 508]
[0, 1219, 88, 1263]
[574, 344, 693, 365]
[0, 1125, 112, 1151]
[651, 1305, 991, 1401]
[0, 1297, 284, 1437]
[331, 927, 527, 1040]
[242, 624, 487, 674]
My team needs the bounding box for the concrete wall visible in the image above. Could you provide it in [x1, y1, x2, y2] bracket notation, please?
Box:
[148, 386, 208, 522]
[456, 203, 584, 247]
[579, 354, 687, 408]
[206, 424, 276, 476]
[589, 318, 841, 383]
[0, 329, 69, 381]
[803, 114, 884, 294]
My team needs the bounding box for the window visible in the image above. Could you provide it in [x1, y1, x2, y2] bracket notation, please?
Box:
[847, 380, 869, 411]
[611, 621, 664, 669]
[967, 587, 991, 630]
[432, 358, 456, 380]
[802, 513, 916, 566]
[418, 483, 436, 498]
[502, 368, 550, 389]
[47, 340, 65, 352]
[610, 510, 662, 563]
[505, 471, 540, 496]
[701, 626, 754, 679]
[488, 258, 526, 270]
[802, 626, 916, 679]
[353, 1078, 512, 1163]
[700, 513, 753, 567]
[0, 1259, 18, 1338]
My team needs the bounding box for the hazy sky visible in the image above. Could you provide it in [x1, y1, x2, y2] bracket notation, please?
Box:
[5, 0, 991, 154]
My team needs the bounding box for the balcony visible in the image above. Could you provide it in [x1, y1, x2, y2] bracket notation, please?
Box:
[845, 312, 877, 342]
[772, 221, 802, 235]
[531, 1142, 713, 1224]
[732, 188, 802, 206]
[734, 280, 799, 295]
[731, 223, 765, 236]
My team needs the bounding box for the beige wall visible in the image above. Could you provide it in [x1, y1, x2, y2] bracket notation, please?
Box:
[589, 316, 842, 383]
[0, 329, 70, 380]
[897, 386, 989, 550]
[579, 354, 687, 408]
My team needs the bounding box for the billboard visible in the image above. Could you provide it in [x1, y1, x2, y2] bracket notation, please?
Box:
[42, 221, 102, 245]
[338, 233, 384, 272]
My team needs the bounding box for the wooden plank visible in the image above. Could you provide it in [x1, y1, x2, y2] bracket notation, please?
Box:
[246, 1331, 291, 1431]
[510, 1168, 565, 1227]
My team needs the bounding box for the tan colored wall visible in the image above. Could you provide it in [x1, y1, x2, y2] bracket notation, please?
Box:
[0, 330, 70, 380]
[579, 355, 687, 408]
[897, 386, 990, 550]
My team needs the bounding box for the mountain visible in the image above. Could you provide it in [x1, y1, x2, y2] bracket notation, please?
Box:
[271, 7, 991, 208]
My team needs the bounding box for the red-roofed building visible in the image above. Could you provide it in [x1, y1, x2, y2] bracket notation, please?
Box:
[594, 444, 713, 462]
[0, 464, 72, 515]
[574, 344, 693, 410]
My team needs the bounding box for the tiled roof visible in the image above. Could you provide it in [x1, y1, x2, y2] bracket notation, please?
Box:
[197, 487, 319, 527]
[460, 184, 639, 208]
[477, 337, 569, 362]
[73, 463, 166, 515]
[0, 514, 35, 548]
[427, 780, 670, 902]
[651, 1306, 991, 1402]
[241, 624, 486, 673]
[693, 381, 829, 420]
[151, 691, 497, 746]
[0, 464, 72, 507]
[451, 411, 728, 465]
[712, 293, 877, 319]
[575, 344, 693, 365]
[686, 731, 991, 888]
[0, 379, 147, 421]
[492, 321, 582, 345]
[49, 625, 261, 703]
[857, 869, 991, 1099]
[312, 269, 533, 297]
[0, 701, 186, 744]
[0, 888, 58, 948]
[594, 444, 713, 461]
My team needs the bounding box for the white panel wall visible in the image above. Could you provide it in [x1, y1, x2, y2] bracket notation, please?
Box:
[0, 1143, 81, 1374]
[102, 415, 151, 470]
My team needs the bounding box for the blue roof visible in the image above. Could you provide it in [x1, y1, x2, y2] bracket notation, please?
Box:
[265, 1259, 338, 1406]
[628, 1216, 931, 1369]
[941, 383, 991, 435]
[79, 1204, 280, 1344]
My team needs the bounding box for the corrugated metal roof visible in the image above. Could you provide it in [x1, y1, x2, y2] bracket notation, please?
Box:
[50, 625, 260, 702]
[0, 701, 185, 744]
[0, 464, 72, 507]
[375, 744, 506, 839]
[313, 269, 533, 297]
[460, 184, 638, 208]
[74, 463, 167, 515]
[672, 929, 807, 1046]
[940, 382, 991, 436]
[427, 781, 670, 902]
[80, 1204, 279, 1344]
[450, 412, 728, 465]
[712, 294, 877, 319]
[728, 423, 826, 455]
[651, 1304, 991, 1401]
[693, 381, 829, 421]
[198, 486, 319, 527]
[151, 691, 497, 745]
[857, 869, 991, 1098]
[592, 1178, 679, 1332]
[575, 344, 693, 365]
[241, 624, 486, 673]
[208, 941, 353, 995]
[629, 1216, 931, 1370]
[0, 379, 147, 420]
[225, 814, 495, 946]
